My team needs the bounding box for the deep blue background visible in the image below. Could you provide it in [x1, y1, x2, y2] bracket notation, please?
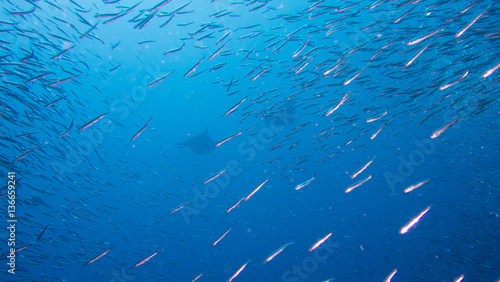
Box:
[0, 0, 499, 281]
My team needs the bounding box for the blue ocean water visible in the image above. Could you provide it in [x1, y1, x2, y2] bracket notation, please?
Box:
[0, 0, 499, 281]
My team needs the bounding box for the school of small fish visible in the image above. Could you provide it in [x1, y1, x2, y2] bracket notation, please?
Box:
[0, 0, 499, 281]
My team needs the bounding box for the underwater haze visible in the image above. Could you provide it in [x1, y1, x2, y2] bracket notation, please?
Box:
[0, 0, 499, 281]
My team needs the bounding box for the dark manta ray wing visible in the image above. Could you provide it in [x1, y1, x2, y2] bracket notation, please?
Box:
[178, 128, 217, 155]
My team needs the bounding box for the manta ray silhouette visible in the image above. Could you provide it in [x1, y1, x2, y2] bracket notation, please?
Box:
[178, 101, 296, 155]
[178, 128, 217, 155]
